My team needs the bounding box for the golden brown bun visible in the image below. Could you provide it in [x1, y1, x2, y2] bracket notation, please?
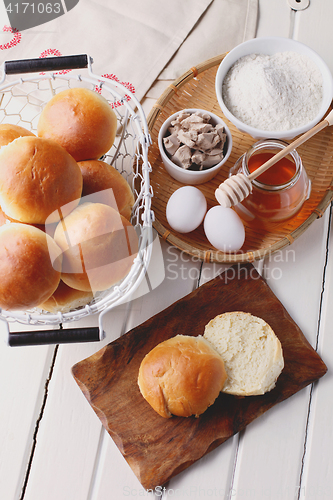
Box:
[0, 223, 62, 311]
[78, 159, 134, 220]
[138, 335, 227, 418]
[54, 202, 138, 292]
[0, 136, 83, 224]
[37, 87, 118, 161]
[0, 124, 35, 147]
[38, 280, 94, 313]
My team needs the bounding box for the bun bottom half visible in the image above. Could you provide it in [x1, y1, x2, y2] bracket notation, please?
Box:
[204, 312, 284, 396]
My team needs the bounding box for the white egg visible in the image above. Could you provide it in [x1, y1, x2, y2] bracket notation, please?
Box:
[166, 186, 207, 233]
[204, 205, 245, 252]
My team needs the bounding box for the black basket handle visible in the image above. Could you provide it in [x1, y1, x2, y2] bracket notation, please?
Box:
[4, 54, 91, 75]
[8, 326, 103, 346]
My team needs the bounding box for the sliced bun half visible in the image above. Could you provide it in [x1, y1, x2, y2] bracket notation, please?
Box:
[204, 311, 284, 396]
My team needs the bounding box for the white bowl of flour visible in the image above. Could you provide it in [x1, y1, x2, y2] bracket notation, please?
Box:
[215, 37, 333, 140]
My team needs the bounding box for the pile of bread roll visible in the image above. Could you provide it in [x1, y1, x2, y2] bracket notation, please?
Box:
[138, 312, 284, 418]
[0, 88, 138, 313]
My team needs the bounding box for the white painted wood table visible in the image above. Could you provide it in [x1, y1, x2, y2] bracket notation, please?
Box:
[1, 1, 333, 499]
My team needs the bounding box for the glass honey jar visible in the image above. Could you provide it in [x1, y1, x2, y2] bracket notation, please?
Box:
[229, 139, 311, 224]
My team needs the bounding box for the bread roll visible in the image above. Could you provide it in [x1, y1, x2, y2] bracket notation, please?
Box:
[204, 312, 284, 396]
[38, 280, 94, 313]
[0, 223, 62, 311]
[138, 335, 227, 418]
[54, 202, 138, 292]
[37, 87, 118, 161]
[78, 159, 134, 220]
[0, 123, 35, 147]
[0, 136, 83, 224]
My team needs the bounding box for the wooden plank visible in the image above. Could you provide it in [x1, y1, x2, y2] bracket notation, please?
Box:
[227, 213, 330, 499]
[22, 309, 124, 500]
[0, 331, 55, 500]
[125, 238, 201, 330]
[123, 230, 168, 323]
[88, 427, 155, 500]
[256, 0, 291, 38]
[295, 4, 333, 75]
[298, 206, 333, 498]
[157, 437, 239, 500]
[264, 213, 329, 339]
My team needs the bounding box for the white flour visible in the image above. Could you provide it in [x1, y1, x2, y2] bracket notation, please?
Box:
[222, 51, 323, 131]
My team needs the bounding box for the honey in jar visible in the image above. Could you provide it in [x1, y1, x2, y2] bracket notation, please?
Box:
[229, 139, 311, 224]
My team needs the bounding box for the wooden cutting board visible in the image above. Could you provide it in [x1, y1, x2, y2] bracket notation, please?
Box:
[72, 263, 327, 490]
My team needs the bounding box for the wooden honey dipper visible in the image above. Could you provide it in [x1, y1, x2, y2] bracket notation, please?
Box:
[215, 109, 333, 208]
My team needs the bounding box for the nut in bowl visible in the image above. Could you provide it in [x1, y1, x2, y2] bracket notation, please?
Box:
[158, 108, 232, 185]
[215, 36, 333, 140]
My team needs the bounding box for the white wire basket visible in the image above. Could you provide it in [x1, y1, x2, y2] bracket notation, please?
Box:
[0, 54, 154, 346]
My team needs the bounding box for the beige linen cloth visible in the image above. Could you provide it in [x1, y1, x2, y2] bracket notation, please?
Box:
[0, 0, 258, 102]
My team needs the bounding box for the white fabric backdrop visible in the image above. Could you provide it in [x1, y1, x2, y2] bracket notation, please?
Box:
[0, 0, 258, 102]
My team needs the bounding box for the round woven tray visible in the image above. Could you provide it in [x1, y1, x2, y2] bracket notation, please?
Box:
[147, 53, 333, 263]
